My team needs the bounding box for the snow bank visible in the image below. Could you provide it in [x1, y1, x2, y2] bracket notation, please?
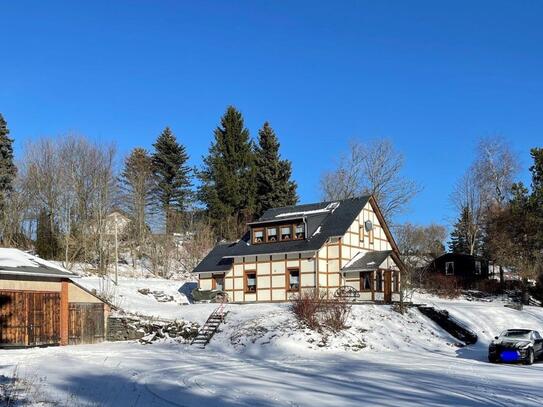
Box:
[207, 303, 460, 356]
[77, 276, 197, 320]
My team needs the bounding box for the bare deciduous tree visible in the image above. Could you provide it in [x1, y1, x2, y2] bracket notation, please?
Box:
[395, 222, 447, 295]
[20, 135, 117, 273]
[320, 139, 420, 222]
[450, 170, 484, 256]
[473, 136, 519, 207]
[179, 220, 216, 273]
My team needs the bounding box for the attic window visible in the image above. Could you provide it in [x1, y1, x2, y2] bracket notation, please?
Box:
[253, 228, 264, 244]
[267, 227, 278, 242]
[294, 224, 305, 239]
[281, 226, 292, 241]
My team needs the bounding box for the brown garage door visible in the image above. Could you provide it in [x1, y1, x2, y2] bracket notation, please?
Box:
[68, 303, 105, 345]
[0, 291, 61, 347]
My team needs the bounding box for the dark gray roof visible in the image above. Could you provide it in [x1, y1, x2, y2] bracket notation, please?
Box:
[192, 243, 235, 274]
[341, 250, 393, 272]
[193, 196, 371, 273]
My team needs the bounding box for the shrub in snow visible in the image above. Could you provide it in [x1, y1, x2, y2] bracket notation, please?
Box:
[425, 274, 461, 299]
[290, 289, 352, 332]
[290, 289, 322, 330]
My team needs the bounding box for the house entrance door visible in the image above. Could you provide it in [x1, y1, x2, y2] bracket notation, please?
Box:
[384, 270, 392, 303]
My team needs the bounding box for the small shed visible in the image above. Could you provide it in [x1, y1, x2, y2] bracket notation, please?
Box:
[425, 253, 490, 288]
[0, 249, 111, 347]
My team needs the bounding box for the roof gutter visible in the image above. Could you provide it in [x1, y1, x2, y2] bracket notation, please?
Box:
[246, 216, 305, 226]
[222, 249, 316, 259]
[0, 270, 79, 279]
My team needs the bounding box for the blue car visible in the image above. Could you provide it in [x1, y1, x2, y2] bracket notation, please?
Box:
[488, 329, 543, 365]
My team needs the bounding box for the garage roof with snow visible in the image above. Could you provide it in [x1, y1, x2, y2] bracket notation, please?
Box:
[0, 248, 77, 279]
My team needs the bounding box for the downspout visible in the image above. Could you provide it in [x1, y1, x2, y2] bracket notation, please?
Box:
[315, 250, 319, 293]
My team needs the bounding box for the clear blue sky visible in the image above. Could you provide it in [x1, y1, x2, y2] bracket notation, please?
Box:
[1, 1, 541, 228]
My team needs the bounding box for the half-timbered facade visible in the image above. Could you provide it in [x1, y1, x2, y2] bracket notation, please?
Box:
[193, 196, 405, 303]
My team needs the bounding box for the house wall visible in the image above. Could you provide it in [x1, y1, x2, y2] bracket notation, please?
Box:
[0, 277, 61, 292]
[68, 283, 104, 303]
[0, 277, 104, 304]
[198, 200, 402, 303]
[318, 200, 401, 301]
[198, 252, 316, 303]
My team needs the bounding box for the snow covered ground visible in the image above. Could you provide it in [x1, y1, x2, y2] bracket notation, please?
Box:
[77, 276, 198, 321]
[2, 300, 543, 406]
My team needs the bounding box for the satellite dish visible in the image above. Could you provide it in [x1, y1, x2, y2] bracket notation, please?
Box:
[364, 220, 373, 232]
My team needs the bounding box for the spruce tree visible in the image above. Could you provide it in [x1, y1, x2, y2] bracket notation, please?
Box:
[448, 206, 482, 255]
[198, 106, 256, 239]
[36, 209, 60, 259]
[0, 114, 17, 216]
[254, 122, 297, 217]
[152, 127, 192, 234]
[119, 148, 156, 245]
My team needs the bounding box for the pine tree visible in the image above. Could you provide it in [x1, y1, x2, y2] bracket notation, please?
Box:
[0, 114, 17, 217]
[448, 206, 482, 255]
[254, 122, 297, 217]
[36, 209, 60, 259]
[152, 127, 192, 234]
[119, 148, 156, 245]
[197, 106, 256, 239]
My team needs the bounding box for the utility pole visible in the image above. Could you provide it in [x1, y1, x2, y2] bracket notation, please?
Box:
[114, 213, 119, 285]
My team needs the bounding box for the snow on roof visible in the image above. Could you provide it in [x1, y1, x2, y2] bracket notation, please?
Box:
[343, 251, 364, 269]
[275, 208, 328, 218]
[274, 201, 340, 219]
[0, 248, 76, 278]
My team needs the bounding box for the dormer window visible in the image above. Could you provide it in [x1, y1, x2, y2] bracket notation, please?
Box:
[281, 226, 292, 240]
[253, 228, 264, 244]
[267, 227, 278, 242]
[295, 224, 305, 239]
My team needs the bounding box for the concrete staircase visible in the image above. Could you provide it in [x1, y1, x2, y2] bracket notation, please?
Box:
[191, 304, 228, 348]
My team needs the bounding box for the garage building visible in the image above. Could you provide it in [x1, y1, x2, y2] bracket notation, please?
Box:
[0, 248, 111, 347]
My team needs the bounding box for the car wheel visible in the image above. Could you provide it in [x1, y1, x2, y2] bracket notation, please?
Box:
[488, 355, 498, 363]
[525, 349, 535, 365]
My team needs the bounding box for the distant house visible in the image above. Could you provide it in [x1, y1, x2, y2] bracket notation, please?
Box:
[0, 249, 111, 347]
[192, 196, 405, 304]
[425, 253, 490, 288]
[104, 210, 132, 236]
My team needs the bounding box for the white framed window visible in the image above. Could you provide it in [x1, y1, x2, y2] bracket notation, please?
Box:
[295, 224, 305, 239]
[474, 261, 481, 275]
[253, 228, 264, 244]
[280, 226, 292, 240]
[267, 227, 278, 242]
[245, 271, 257, 293]
[288, 268, 300, 291]
[445, 261, 455, 276]
[361, 271, 373, 291]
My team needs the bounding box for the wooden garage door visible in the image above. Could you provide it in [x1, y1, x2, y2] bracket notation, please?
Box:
[68, 303, 104, 345]
[0, 291, 61, 347]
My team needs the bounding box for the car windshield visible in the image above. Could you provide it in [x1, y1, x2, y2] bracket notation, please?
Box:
[501, 330, 531, 339]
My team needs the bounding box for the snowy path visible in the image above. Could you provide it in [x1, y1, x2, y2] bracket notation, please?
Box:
[1, 342, 542, 406]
